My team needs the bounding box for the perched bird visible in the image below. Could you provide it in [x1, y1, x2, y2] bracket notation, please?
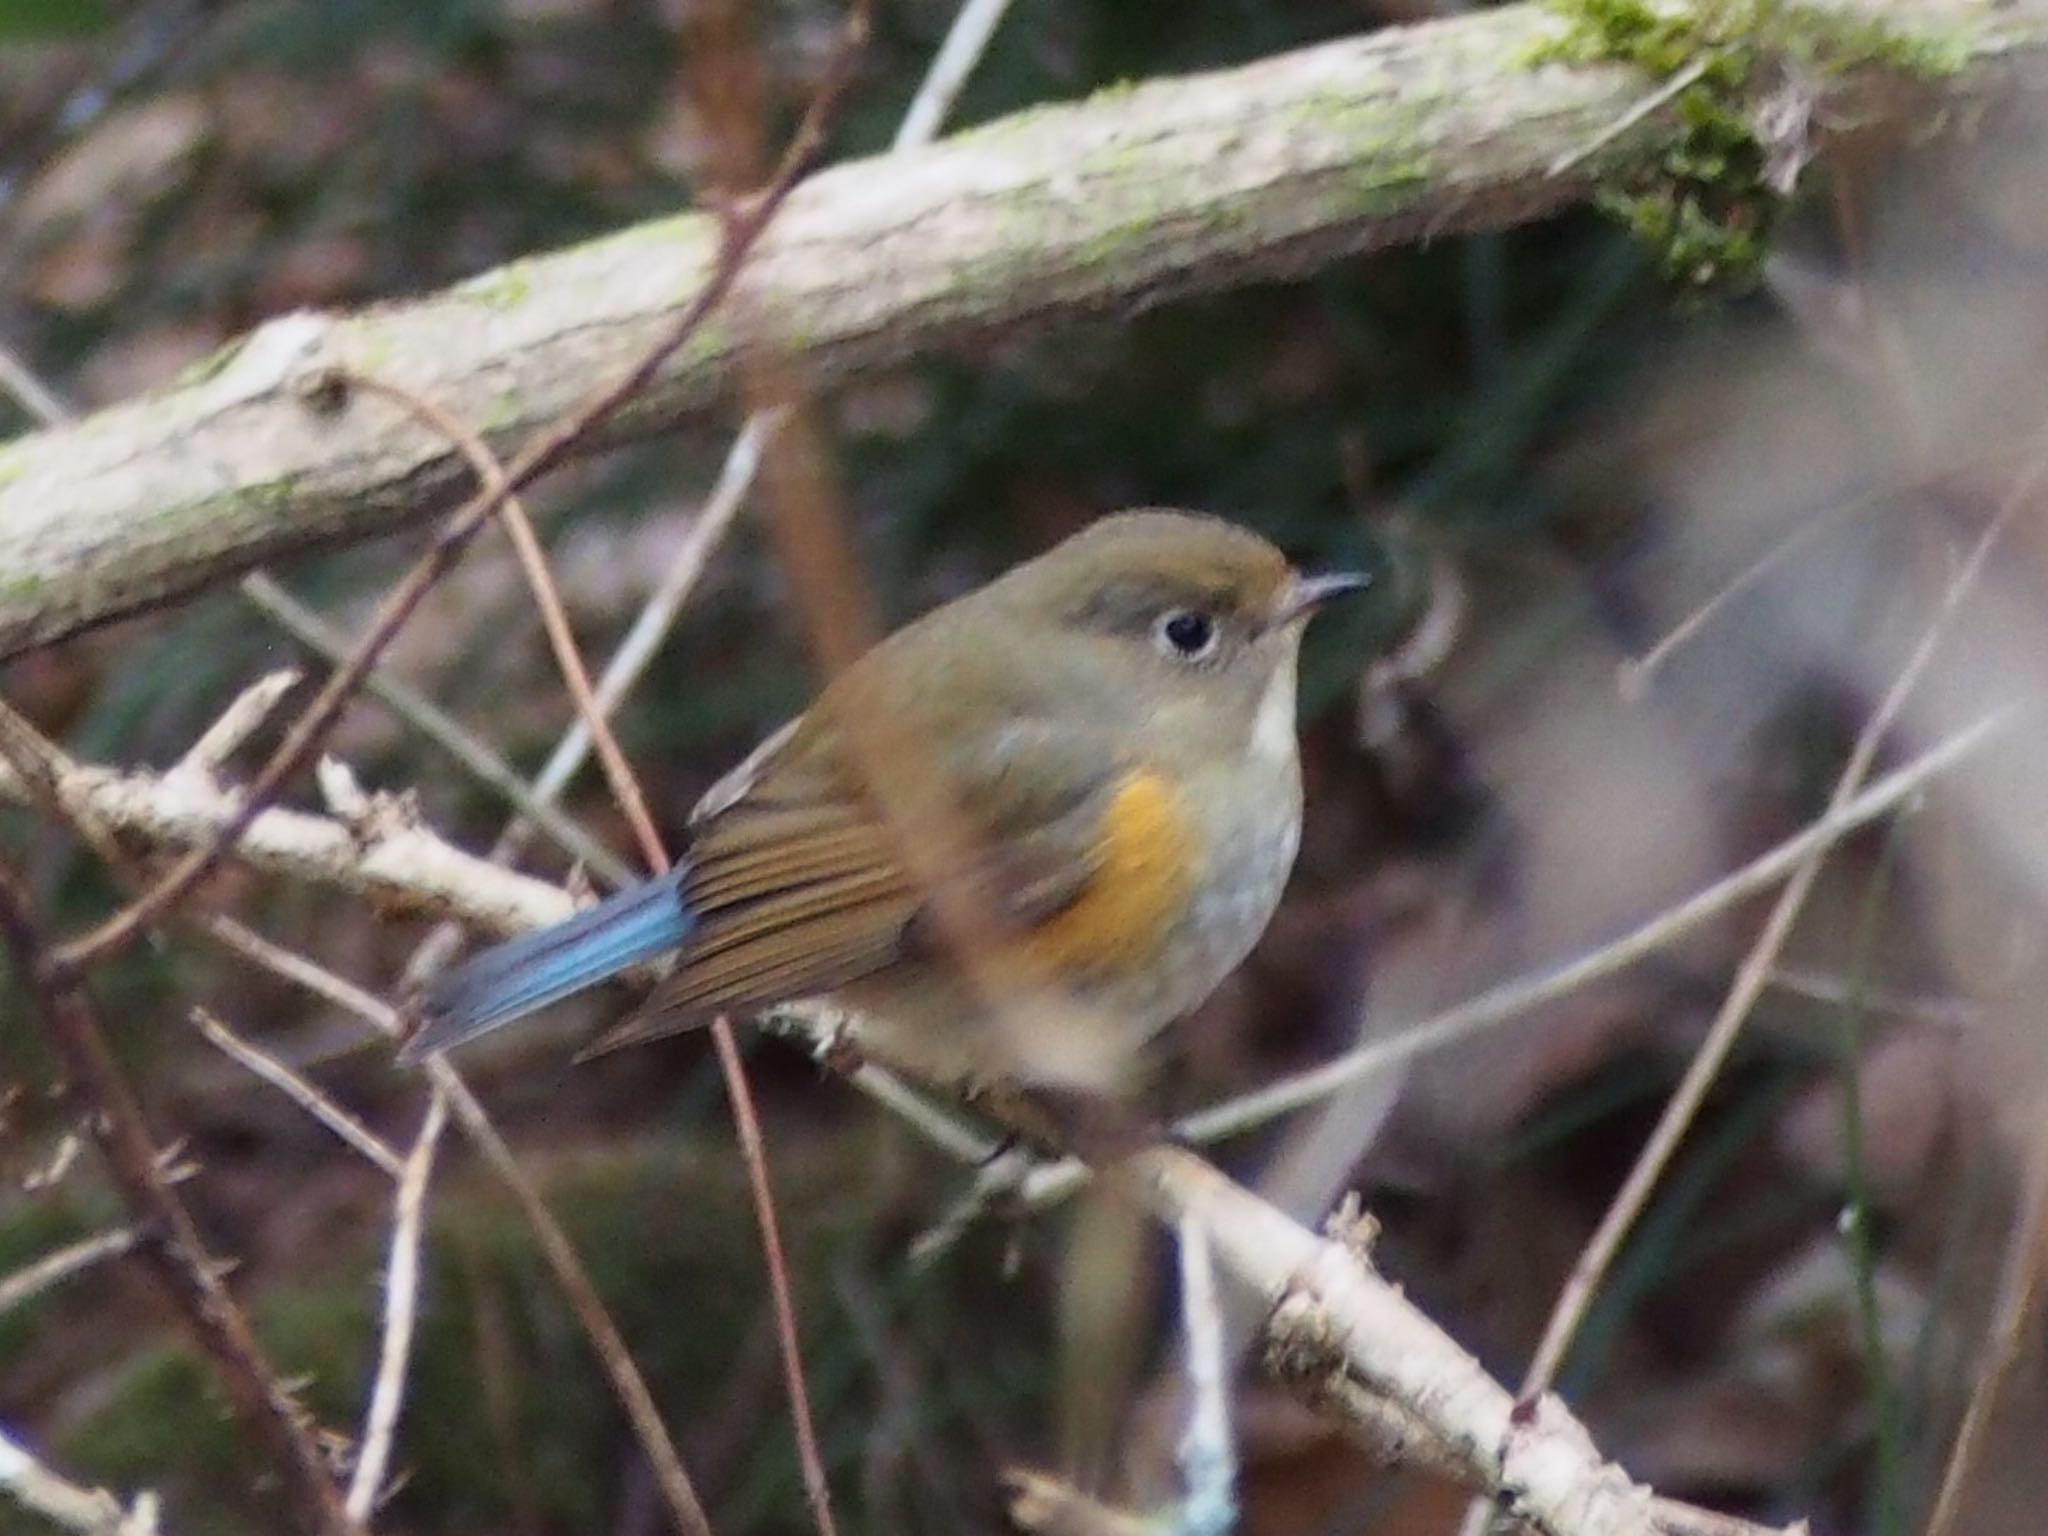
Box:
[404, 510, 1363, 1095]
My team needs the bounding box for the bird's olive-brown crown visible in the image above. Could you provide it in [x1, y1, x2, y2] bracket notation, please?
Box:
[981, 509, 1297, 669]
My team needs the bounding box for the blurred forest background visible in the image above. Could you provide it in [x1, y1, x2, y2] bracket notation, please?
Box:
[4, 2, 2048, 1535]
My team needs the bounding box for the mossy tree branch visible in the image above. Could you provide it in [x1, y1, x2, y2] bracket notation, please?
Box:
[2, 0, 2043, 657]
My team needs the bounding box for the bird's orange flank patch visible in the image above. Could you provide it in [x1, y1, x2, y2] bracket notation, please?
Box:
[1023, 770, 1195, 978]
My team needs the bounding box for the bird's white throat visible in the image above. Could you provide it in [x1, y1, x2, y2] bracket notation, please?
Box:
[1251, 649, 1300, 763]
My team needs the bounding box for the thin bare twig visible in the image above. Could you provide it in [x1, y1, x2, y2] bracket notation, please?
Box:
[345, 1085, 449, 1522]
[435, 1062, 716, 1536]
[0, 1423, 159, 1536]
[335, 371, 670, 876]
[507, 412, 774, 848]
[1617, 447, 2020, 702]
[204, 917, 400, 1034]
[240, 573, 633, 887]
[1174, 707, 2010, 1146]
[708, 1021, 837, 1536]
[0, 856, 357, 1536]
[1548, 56, 1712, 179]
[0, 344, 72, 424]
[1619, 498, 1851, 701]
[1766, 965, 1979, 1030]
[893, 0, 1018, 149]
[173, 670, 300, 780]
[0, 1228, 138, 1320]
[193, 1009, 405, 1179]
[1517, 486, 2028, 1401]
[1924, 1134, 2048, 1536]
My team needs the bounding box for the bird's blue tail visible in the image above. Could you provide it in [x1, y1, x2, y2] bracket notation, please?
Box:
[403, 865, 695, 1059]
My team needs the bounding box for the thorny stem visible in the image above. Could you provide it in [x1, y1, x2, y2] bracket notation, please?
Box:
[0, 856, 359, 1536]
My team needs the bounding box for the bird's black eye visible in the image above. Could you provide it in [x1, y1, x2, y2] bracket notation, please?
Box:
[1154, 608, 1219, 662]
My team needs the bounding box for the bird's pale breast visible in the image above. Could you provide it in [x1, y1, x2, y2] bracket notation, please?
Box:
[838, 741, 1302, 1091]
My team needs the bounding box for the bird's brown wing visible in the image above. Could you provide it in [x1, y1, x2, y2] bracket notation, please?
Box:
[590, 713, 1142, 1049]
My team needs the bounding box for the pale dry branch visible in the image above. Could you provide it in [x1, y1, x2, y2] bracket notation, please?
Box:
[1925, 1134, 2048, 1536]
[1765, 966, 1978, 1029]
[345, 1085, 449, 1523]
[205, 916, 401, 1033]
[173, 670, 301, 781]
[0, 343, 70, 424]
[893, 0, 1018, 150]
[0, 701, 576, 936]
[193, 1009, 405, 1179]
[0, 1425, 158, 1536]
[506, 411, 773, 849]
[1003, 1471, 1160, 1536]
[0, 1229, 137, 1320]
[3, 0, 2040, 656]
[1131, 1147, 1802, 1536]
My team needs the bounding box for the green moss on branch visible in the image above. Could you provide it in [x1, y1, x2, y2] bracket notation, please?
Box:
[1535, 0, 1973, 289]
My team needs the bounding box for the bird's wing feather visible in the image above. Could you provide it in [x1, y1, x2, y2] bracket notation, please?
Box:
[593, 712, 1141, 1048]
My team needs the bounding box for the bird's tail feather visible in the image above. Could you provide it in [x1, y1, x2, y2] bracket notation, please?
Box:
[403, 866, 694, 1059]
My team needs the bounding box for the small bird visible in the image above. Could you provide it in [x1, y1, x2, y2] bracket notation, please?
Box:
[404, 510, 1364, 1095]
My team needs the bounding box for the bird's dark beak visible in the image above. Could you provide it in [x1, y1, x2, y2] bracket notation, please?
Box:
[1272, 569, 1369, 629]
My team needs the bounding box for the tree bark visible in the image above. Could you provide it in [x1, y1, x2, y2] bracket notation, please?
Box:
[1, 0, 2042, 657]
